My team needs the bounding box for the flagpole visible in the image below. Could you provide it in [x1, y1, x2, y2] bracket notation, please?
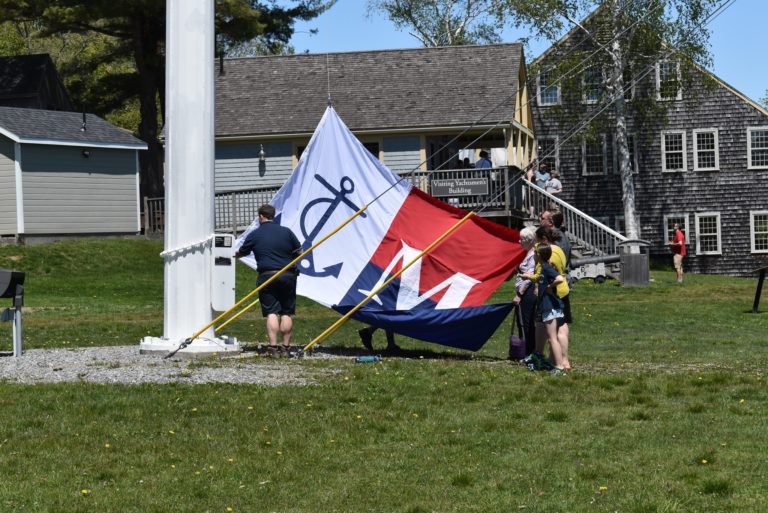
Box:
[165, 204, 370, 357]
[303, 211, 475, 352]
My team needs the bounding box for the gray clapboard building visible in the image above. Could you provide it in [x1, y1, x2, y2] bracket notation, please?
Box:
[0, 106, 147, 241]
[214, 44, 536, 192]
[530, 20, 768, 276]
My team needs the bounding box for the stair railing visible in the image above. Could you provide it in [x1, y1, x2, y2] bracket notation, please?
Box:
[521, 180, 628, 256]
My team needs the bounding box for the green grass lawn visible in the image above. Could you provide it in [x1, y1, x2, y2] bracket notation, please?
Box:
[0, 239, 767, 512]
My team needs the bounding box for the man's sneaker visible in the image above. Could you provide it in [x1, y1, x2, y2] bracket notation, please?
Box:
[267, 345, 280, 358]
[280, 345, 292, 358]
[549, 367, 566, 376]
[358, 328, 374, 351]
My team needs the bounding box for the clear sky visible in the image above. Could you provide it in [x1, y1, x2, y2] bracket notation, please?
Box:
[284, 0, 766, 104]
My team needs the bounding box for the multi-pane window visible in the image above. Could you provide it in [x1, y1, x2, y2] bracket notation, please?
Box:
[538, 69, 560, 106]
[747, 127, 768, 169]
[582, 136, 606, 175]
[582, 67, 601, 104]
[613, 133, 638, 174]
[696, 213, 721, 255]
[656, 60, 681, 100]
[664, 214, 689, 245]
[537, 137, 559, 173]
[751, 211, 768, 253]
[662, 131, 686, 172]
[693, 129, 719, 171]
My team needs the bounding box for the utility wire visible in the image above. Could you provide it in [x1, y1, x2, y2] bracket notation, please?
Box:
[474, 0, 740, 214]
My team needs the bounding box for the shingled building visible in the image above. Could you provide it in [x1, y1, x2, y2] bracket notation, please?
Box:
[530, 17, 768, 276]
[214, 44, 536, 194]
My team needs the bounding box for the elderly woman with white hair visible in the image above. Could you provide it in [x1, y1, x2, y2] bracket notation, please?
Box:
[512, 226, 538, 359]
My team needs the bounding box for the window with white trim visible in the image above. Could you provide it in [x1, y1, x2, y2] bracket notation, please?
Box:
[693, 129, 719, 171]
[538, 68, 560, 106]
[751, 210, 768, 253]
[656, 60, 681, 100]
[664, 214, 689, 246]
[695, 212, 721, 255]
[582, 66, 601, 104]
[747, 127, 768, 169]
[662, 131, 686, 172]
[613, 133, 638, 174]
[582, 135, 607, 176]
[537, 136, 559, 173]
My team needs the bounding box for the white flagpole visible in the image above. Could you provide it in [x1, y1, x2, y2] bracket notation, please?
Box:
[140, 0, 239, 355]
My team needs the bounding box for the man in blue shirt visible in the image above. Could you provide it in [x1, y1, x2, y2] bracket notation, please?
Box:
[534, 163, 550, 189]
[475, 150, 492, 168]
[235, 204, 301, 357]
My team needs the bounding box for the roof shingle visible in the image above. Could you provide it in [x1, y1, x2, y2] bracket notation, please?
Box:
[0, 106, 146, 148]
[216, 44, 524, 137]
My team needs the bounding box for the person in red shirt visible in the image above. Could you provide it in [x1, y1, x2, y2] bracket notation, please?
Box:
[668, 223, 687, 283]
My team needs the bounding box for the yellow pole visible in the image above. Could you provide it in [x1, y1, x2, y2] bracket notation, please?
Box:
[185, 204, 369, 344]
[303, 211, 474, 352]
[215, 297, 259, 332]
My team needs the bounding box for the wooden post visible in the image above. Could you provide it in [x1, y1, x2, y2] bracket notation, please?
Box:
[143, 196, 149, 233]
[753, 267, 766, 314]
[230, 193, 237, 237]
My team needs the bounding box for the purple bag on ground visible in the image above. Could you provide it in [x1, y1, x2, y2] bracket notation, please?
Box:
[508, 305, 527, 361]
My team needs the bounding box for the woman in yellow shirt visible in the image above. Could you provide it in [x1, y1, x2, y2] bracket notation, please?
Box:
[521, 225, 572, 371]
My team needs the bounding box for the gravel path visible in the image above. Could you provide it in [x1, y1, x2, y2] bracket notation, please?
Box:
[0, 346, 340, 386]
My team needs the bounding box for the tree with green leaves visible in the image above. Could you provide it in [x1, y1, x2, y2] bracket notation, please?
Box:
[519, 0, 718, 239]
[0, 0, 333, 198]
[372, 0, 720, 240]
[366, 0, 568, 46]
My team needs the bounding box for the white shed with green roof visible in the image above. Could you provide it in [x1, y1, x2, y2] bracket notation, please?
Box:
[0, 106, 147, 241]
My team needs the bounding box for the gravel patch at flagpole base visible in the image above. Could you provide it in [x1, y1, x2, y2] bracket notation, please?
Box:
[0, 346, 340, 386]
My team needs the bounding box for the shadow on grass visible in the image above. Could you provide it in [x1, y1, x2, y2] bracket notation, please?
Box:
[238, 342, 505, 362]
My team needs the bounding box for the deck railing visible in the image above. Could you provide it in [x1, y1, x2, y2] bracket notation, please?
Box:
[143, 167, 522, 235]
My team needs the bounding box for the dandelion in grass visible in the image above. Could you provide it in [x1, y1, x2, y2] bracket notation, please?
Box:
[248, 406, 254, 410]
[195, 471, 201, 475]
[344, 376, 350, 381]
[81, 489, 91, 496]
[104, 443, 111, 449]
[276, 451, 283, 455]
[171, 464, 176, 469]
[356, 415, 362, 420]
[228, 458, 234, 463]
[168, 430, 176, 435]
[227, 508, 233, 512]
[191, 407, 198, 412]
[412, 413, 419, 418]
[598, 486, 608, 492]
[701, 459, 708, 465]
[739, 399, 745, 404]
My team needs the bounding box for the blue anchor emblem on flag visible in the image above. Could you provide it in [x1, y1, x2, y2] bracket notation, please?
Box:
[298, 174, 366, 278]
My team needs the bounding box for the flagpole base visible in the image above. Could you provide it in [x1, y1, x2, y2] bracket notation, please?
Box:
[139, 335, 241, 357]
